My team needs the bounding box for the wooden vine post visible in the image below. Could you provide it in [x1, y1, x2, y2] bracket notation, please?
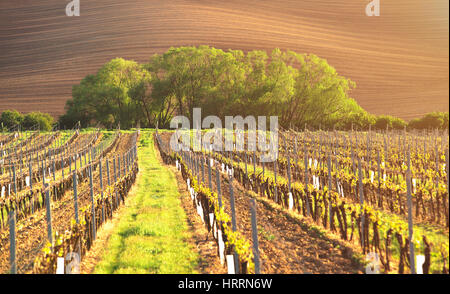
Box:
[228, 173, 240, 274]
[73, 171, 79, 224]
[89, 165, 96, 241]
[406, 149, 416, 274]
[304, 148, 311, 216]
[327, 155, 333, 229]
[99, 158, 105, 223]
[250, 199, 261, 274]
[358, 158, 365, 252]
[45, 184, 53, 245]
[9, 165, 17, 274]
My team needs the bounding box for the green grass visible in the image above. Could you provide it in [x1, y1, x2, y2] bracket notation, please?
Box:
[375, 209, 449, 274]
[258, 226, 275, 241]
[93, 130, 200, 274]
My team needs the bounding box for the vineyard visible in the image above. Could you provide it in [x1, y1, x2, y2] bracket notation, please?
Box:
[0, 126, 138, 274]
[154, 127, 449, 274]
[1, 0, 448, 279]
[0, 126, 448, 274]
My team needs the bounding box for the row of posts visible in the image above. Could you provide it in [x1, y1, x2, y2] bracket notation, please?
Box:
[8, 137, 137, 274]
[182, 129, 446, 274]
[2, 131, 103, 198]
[175, 138, 261, 274]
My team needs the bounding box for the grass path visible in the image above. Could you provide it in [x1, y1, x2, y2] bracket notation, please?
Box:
[92, 130, 199, 274]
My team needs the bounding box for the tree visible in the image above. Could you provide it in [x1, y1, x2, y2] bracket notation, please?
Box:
[1, 110, 24, 129]
[61, 58, 152, 129]
[261, 50, 359, 129]
[373, 115, 406, 130]
[390, 117, 407, 130]
[23, 112, 54, 131]
[408, 112, 449, 130]
[59, 46, 422, 131]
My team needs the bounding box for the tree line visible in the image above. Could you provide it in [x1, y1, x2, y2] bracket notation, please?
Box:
[3, 46, 448, 131]
[0, 110, 54, 131]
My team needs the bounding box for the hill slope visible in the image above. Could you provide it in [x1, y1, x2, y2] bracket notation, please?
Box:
[0, 0, 448, 120]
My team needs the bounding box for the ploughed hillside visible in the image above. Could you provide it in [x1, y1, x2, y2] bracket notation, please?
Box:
[0, 0, 448, 120]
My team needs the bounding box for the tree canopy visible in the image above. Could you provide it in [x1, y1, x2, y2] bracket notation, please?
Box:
[57, 46, 449, 131]
[407, 112, 449, 130]
[0, 110, 54, 131]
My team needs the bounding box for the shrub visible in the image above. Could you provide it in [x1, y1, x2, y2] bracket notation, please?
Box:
[408, 112, 449, 130]
[22, 112, 54, 131]
[0, 109, 24, 130]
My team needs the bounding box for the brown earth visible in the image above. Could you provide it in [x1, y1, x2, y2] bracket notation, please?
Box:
[195, 157, 364, 273]
[0, 0, 448, 120]
[173, 164, 226, 274]
[160, 132, 364, 273]
[156, 134, 225, 274]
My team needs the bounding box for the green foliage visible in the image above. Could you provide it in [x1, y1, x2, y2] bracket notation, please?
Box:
[60, 47, 367, 129]
[58, 46, 448, 130]
[373, 115, 407, 130]
[0, 110, 53, 131]
[60, 58, 151, 130]
[94, 131, 200, 274]
[1, 109, 23, 129]
[22, 111, 54, 131]
[407, 112, 449, 130]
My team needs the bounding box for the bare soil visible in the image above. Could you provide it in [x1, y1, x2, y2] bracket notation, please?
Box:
[0, 0, 448, 120]
[161, 133, 364, 273]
